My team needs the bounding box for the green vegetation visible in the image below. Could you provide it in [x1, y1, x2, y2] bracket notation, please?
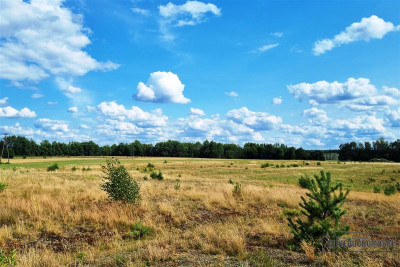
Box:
[47, 163, 59, 171]
[288, 171, 349, 249]
[0, 249, 16, 266]
[0, 182, 7, 192]
[127, 221, 153, 240]
[150, 170, 163, 180]
[101, 158, 141, 204]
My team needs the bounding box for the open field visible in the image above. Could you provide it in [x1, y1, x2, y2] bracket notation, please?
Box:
[1, 157, 399, 266]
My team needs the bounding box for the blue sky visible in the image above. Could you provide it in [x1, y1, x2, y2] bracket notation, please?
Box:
[0, 0, 399, 148]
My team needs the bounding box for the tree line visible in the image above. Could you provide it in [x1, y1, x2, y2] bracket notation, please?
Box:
[338, 138, 400, 162]
[0, 135, 326, 160]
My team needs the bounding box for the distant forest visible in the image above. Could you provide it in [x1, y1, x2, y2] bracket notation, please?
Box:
[1, 136, 399, 162]
[1, 135, 326, 160]
[338, 138, 400, 162]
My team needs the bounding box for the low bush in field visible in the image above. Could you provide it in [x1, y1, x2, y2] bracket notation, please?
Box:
[0, 182, 7, 192]
[101, 158, 140, 204]
[150, 170, 163, 180]
[47, 163, 59, 171]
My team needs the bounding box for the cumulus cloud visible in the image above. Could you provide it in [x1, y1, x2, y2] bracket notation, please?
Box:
[303, 107, 329, 125]
[96, 101, 168, 127]
[135, 71, 190, 104]
[252, 43, 279, 53]
[0, 0, 119, 82]
[0, 97, 8, 105]
[48, 101, 58, 105]
[386, 108, 400, 127]
[34, 118, 69, 132]
[68, 107, 78, 113]
[288, 77, 376, 104]
[313, 15, 400, 55]
[159, 1, 221, 27]
[270, 32, 283, 37]
[80, 124, 89, 129]
[226, 107, 282, 131]
[383, 86, 400, 97]
[0, 106, 36, 118]
[190, 107, 205, 116]
[225, 91, 238, 97]
[331, 115, 386, 135]
[272, 97, 282, 105]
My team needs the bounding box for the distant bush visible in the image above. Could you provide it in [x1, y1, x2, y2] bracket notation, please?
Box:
[47, 163, 59, 171]
[101, 158, 140, 204]
[82, 167, 91, 171]
[232, 181, 243, 197]
[261, 163, 270, 168]
[71, 166, 77, 172]
[317, 162, 321, 166]
[384, 185, 396, 196]
[150, 171, 163, 180]
[143, 176, 148, 181]
[174, 182, 180, 190]
[0, 182, 7, 192]
[228, 179, 234, 185]
[298, 176, 313, 189]
[163, 160, 167, 164]
[147, 163, 155, 168]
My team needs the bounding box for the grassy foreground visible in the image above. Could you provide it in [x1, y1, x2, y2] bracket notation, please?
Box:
[0, 157, 399, 266]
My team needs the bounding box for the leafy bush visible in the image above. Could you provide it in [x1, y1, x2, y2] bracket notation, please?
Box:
[143, 176, 148, 181]
[298, 176, 313, 189]
[283, 208, 301, 217]
[127, 221, 153, 240]
[384, 185, 396, 196]
[317, 162, 321, 166]
[174, 182, 180, 190]
[261, 163, 270, 168]
[71, 166, 77, 172]
[150, 170, 163, 180]
[0, 249, 16, 266]
[47, 163, 59, 171]
[82, 167, 91, 171]
[147, 163, 155, 168]
[228, 178, 234, 184]
[101, 158, 140, 204]
[287, 171, 349, 249]
[373, 186, 380, 193]
[163, 160, 168, 164]
[0, 182, 7, 193]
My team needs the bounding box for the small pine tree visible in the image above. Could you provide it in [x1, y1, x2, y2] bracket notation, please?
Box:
[101, 158, 140, 204]
[287, 171, 349, 249]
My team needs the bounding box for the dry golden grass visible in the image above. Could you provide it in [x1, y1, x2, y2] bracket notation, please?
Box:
[0, 157, 399, 266]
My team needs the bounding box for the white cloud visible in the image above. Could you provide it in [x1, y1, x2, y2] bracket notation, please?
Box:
[252, 43, 279, 53]
[386, 108, 400, 127]
[0, 97, 8, 105]
[272, 97, 282, 105]
[80, 124, 89, 129]
[0, 106, 36, 118]
[31, 93, 43, 99]
[190, 107, 205, 116]
[226, 107, 282, 131]
[225, 91, 238, 97]
[0, 0, 119, 82]
[96, 101, 168, 127]
[135, 71, 190, 104]
[270, 32, 283, 37]
[48, 101, 58, 105]
[131, 7, 150, 15]
[288, 77, 376, 104]
[56, 78, 82, 94]
[68, 106, 78, 113]
[34, 118, 69, 132]
[65, 86, 82, 94]
[302, 107, 329, 125]
[313, 15, 400, 55]
[331, 115, 386, 135]
[383, 86, 400, 97]
[159, 1, 221, 27]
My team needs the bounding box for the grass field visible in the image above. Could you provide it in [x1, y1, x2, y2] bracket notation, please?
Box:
[1, 157, 399, 266]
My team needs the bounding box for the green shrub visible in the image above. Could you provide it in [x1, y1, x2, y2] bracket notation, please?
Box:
[101, 158, 140, 204]
[373, 186, 380, 193]
[178, 173, 182, 178]
[163, 160, 167, 164]
[292, 164, 299, 167]
[143, 176, 148, 181]
[0, 249, 16, 266]
[384, 185, 396, 196]
[287, 171, 349, 249]
[174, 182, 180, 190]
[298, 176, 313, 189]
[147, 163, 155, 168]
[0, 182, 7, 192]
[47, 163, 59, 171]
[150, 171, 163, 180]
[71, 166, 77, 172]
[127, 221, 153, 240]
[261, 163, 270, 168]
[317, 162, 321, 166]
[283, 208, 301, 217]
[228, 179, 234, 185]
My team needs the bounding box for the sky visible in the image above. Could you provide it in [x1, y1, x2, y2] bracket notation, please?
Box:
[0, 0, 399, 149]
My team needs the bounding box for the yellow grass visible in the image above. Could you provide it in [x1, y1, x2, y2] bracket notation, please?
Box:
[0, 157, 399, 266]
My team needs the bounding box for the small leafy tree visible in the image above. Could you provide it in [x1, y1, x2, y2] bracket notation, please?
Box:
[101, 158, 140, 204]
[287, 171, 349, 249]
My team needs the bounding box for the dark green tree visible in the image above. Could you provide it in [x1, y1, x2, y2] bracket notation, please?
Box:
[287, 171, 349, 249]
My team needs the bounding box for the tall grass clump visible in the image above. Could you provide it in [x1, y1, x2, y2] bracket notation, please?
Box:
[288, 171, 349, 249]
[101, 158, 140, 204]
[47, 163, 59, 171]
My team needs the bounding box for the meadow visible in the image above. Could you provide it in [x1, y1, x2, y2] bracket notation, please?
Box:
[0, 157, 399, 266]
